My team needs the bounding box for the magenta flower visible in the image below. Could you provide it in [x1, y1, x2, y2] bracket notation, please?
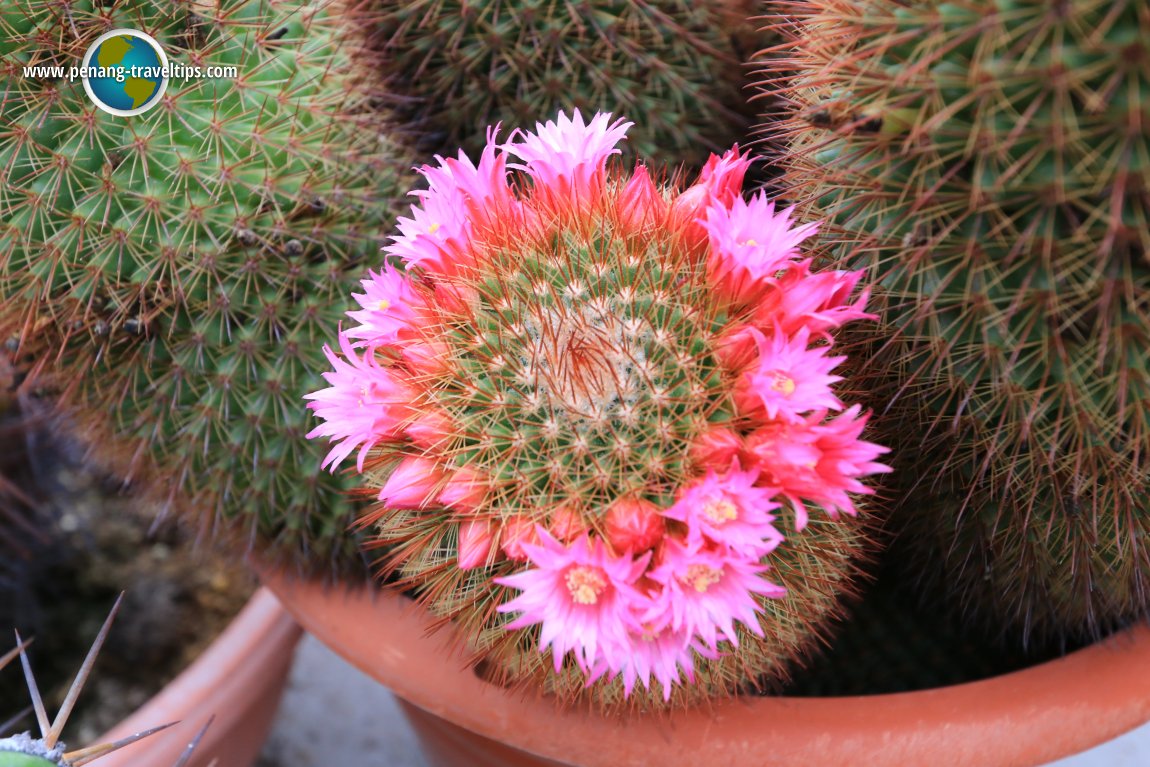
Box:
[745, 405, 892, 529]
[496, 531, 650, 673]
[663, 468, 783, 558]
[617, 164, 667, 231]
[505, 110, 632, 206]
[588, 624, 715, 701]
[734, 326, 845, 423]
[752, 265, 875, 341]
[702, 193, 820, 306]
[670, 146, 751, 230]
[644, 537, 784, 651]
[304, 333, 414, 471]
[387, 131, 514, 275]
[458, 518, 496, 570]
[378, 456, 448, 508]
[436, 467, 487, 513]
[345, 263, 423, 347]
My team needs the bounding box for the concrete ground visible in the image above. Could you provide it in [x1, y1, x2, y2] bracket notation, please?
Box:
[259, 635, 1149, 767]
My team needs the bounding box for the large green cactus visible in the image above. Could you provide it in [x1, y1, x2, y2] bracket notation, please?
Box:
[758, 0, 1150, 641]
[362, 0, 762, 168]
[0, 0, 413, 575]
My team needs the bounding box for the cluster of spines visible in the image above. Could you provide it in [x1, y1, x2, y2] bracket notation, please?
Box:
[756, 0, 1150, 642]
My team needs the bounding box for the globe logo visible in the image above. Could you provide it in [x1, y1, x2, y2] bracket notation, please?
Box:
[81, 29, 169, 116]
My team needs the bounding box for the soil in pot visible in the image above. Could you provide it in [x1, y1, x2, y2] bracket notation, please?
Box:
[0, 391, 256, 744]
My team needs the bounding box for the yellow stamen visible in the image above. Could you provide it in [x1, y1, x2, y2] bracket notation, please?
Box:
[681, 564, 722, 593]
[769, 372, 796, 396]
[565, 566, 608, 605]
[702, 498, 738, 524]
[427, 222, 441, 235]
[377, 299, 391, 312]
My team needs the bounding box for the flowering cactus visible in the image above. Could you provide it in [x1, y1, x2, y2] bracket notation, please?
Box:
[307, 111, 890, 706]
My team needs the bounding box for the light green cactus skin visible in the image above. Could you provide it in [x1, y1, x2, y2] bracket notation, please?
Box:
[761, 0, 1150, 642]
[0, 0, 412, 576]
[0, 754, 57, 767]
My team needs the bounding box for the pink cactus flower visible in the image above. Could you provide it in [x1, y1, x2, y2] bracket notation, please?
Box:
[669, 147, 752, 238]
[497, 531, 651, 673]
[548, 504, 589, 543]
[458, 518, 497, 570]
[388, 129, 515, 276]
[589, 624, 716, 701]
[644, 537, 784, 651]
[733, 326, 845, 424]
[378, 456, 448, 509]
[605, 497, 666, 553]
[689, 426, 747, 472]
[304, 333, 414, 471]
[500, 514, 543, 562]
[702, 193, 819, 306]
[345, 263, 424, 347]
[745, 405, 892, 529]
[663, 469, 783, 558]
[505, 110, 632, 208]
[437, 467, 488, 513]
[751, 265, 875, 340]
[616, 164, 667, 231]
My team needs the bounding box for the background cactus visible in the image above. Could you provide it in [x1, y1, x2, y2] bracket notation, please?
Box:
[757, 0, 1150, 642]
[307, 112, 888, 708]
[360, 0, 763, 169]
[0, 0, 414, 575]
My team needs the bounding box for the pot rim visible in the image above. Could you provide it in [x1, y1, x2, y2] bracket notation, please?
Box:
[95, 587, 302, 767]
[260, 568, 1150, 767]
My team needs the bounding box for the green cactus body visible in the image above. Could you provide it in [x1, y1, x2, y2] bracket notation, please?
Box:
[0, 754, 55, 767]
[761, 0, 1150, 640]
[0, 753, 55, 767]
[0, 0, 412, 574]
[365, 0, 760, 168]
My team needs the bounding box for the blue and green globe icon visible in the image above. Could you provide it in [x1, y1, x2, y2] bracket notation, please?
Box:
[81, 29, 168, 116]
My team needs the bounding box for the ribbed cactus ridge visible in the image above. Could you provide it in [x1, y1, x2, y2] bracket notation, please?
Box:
[0, 0, 413, 574]
[759, 0, 1150, 641]
[365, 0, 760, 168]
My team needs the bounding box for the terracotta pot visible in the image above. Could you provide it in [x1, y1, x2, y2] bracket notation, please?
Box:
[96, 588, 302, 767]
[261, 569, 1150, 767]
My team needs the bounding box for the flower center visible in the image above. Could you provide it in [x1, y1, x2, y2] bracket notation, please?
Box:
[767, 371, 796, 395]
[702, 498, 738, 524]
[565, 565, 608, 605]
[377, 299, 391, 312]
[681, 564, 722, 593]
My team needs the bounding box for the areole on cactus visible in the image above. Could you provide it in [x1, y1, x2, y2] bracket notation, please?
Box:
[306, 110, 889, 707]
